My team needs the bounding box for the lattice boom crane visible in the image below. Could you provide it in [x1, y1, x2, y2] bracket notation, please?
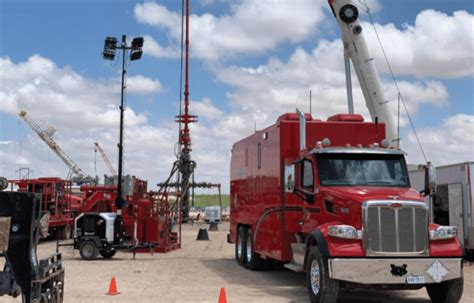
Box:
[18, 111, 94, 183]
[94, 142, 117, 175]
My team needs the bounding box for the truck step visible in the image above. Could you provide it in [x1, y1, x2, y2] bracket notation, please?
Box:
[284, 262, 304, 272]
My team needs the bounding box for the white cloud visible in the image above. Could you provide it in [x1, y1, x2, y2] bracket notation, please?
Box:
[403, 114, 474, 165]
[190, 98, 223, 122]
[135, 0, 327, 60]
[143, 35, 180, 59]
[361, 10, 474, 77]
[0, 55, 160, 129]
[214, 44, 449, 130]
[127, 75, 162, 94]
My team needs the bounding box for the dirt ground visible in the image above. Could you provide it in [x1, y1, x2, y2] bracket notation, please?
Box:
[2, 223, 473, 303]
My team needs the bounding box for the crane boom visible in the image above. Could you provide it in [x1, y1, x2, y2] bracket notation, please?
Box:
[94, 142, 117, 175]
[329, 0, 398, 146]
[18, 111, 90, 180]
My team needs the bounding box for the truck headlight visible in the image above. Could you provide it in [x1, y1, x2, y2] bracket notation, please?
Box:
[429, 226, 457, 240]
[328, 225, 362, 240]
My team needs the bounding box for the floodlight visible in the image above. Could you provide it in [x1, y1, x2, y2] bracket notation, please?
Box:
[131, 37, 144, 49]
[104, 37, 117, 49]
[103, 37, 117, 60]
[130, 49, 142, 61]
[103, 49, 116, 60]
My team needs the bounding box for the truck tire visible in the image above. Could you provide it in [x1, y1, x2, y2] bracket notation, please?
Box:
[235, 226, 246, 266]
[426, 277, 463, 303]
[79, 241, 99, 260]
[305, 246, 339, 303]
[245, 228, 264, 270]
[61, 224, 72, 240]
[100, 249, 116, 259]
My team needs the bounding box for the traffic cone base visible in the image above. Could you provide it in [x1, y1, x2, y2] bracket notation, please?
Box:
[218, 287, 227, 303]
[106, 277, 120, 296]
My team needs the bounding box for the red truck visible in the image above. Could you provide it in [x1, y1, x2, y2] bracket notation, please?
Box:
[229, 111, 463, 303]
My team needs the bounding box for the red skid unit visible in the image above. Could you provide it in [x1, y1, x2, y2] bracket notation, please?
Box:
[9, 177, 77, 238]
[80, 177, 180, 253]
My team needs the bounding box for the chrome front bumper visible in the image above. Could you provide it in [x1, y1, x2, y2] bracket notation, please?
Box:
[328, 258, 462, 284]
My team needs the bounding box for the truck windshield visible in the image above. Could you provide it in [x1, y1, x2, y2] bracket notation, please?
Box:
[316, 153, 409, 187]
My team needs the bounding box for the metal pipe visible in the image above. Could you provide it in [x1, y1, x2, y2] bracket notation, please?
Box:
[344, 55, 354, 114]
[296, 109, 306, 151]
[116, 34, 127, 212]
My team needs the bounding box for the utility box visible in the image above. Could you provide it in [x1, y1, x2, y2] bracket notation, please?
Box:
[409, 162, 474, 253]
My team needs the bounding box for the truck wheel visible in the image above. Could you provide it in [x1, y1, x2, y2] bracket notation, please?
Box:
[235, 226, 246, 266]
[426, 277, 463, 303]
[305, 246, 339, 303]
[100, 249, 116, 259]
[61, 224, 72, 240]
[245, 228, 263, 270]
[79, 241, 99, 260]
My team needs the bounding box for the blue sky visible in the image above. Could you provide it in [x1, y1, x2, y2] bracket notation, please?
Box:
[0, 0, 473, 191]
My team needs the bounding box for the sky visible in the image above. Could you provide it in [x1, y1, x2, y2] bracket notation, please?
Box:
[0, 0, 473, 193]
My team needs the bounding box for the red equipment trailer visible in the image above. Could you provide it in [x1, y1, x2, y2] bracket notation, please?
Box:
[229, 112, 463, 303]
[9, 177, 79, 239]
[72, 175, 180, 259]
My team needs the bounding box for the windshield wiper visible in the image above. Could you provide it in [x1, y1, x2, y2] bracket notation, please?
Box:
[365, 180, 397, 186]
[322, 180, 355, 185]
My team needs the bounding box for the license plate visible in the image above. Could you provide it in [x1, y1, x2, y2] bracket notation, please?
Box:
[406, 275, 425, 284]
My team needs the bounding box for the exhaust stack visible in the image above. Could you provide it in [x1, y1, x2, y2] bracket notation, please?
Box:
[296, 109, 306, 151]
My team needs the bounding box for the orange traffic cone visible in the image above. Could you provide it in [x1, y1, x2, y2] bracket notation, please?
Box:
[106, 277, 120, 296]
[218, 287, 227, 303]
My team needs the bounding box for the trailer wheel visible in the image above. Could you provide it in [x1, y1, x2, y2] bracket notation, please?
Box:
[305, 246, 339, 303]
[245, 228, 263, 270]
[61, 224, 72, 240]
[79, 241, 99, 260]
[235, 226, 246, 266]
[426, 277, 463, 303]
[100, 249, 116, 259]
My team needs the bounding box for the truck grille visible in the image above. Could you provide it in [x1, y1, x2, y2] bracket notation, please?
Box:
[364, 201, 429, 256]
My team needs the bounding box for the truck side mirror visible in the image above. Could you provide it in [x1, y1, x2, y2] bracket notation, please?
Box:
[284, 164, 296, 193]
[423, 162, 437, 196]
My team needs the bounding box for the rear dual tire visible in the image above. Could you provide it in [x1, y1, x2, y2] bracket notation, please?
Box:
[235, 226, 263, 270]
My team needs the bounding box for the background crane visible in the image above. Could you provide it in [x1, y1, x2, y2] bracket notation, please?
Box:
[94, 142, 117, 175]
[18, 110, 96, 184]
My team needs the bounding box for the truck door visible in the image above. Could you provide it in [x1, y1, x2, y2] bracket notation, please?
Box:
[299, 157, 317, 226]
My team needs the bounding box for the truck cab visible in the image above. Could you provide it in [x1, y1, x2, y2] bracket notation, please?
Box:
[287, 145, 463, 302]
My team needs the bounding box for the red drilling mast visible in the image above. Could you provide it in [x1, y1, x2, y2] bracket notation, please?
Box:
[157, 0, 197, 223]
[176, 0, 197, 156]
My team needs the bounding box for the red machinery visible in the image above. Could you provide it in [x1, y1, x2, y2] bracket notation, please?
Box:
[9, 177, 80, 239]
[72, 175, 180, 259]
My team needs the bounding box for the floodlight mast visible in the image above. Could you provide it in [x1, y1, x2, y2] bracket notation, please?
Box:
[101, 34, 144, 211]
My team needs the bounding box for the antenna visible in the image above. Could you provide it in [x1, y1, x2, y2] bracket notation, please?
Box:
[309, 90, 312, 117]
